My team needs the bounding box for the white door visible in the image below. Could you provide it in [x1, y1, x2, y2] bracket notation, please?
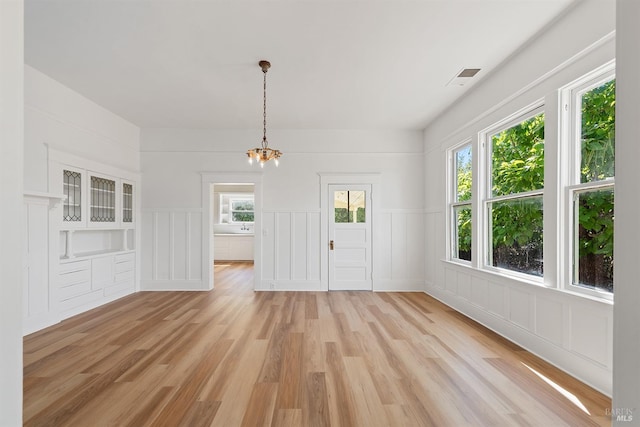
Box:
[328, 184, 372, 290]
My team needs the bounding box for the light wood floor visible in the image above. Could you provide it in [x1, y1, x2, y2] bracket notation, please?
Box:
[24, 262, 611, 426]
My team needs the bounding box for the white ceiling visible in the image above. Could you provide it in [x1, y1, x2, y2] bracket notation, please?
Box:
[25, 0, 575, 130]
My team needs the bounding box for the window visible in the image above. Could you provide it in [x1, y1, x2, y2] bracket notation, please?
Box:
[229, 198, 255, 223]
[334, 190, 366, 223]
[450, 144, 472, 261]
[486, 108, 544, 277]
[566, 69, 615, 294]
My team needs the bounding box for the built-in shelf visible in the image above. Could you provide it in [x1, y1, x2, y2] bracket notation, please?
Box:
[60, 249, 135, 262]
[23, 191, 67, 209]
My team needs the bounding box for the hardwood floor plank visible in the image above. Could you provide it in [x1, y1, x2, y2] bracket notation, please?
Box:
[241, 382, 279, 427]
[123, 385, 175, 427]
[209, 340, 269, 426]
[305, 293, 319, 320]
[304, 372, 330, 427]
[324, 342, 356, 427]
[275, 332, 303, 409]
[341, 357, 388, 426]
[272, 409, 302, 427]
[23, 262, 611, 426]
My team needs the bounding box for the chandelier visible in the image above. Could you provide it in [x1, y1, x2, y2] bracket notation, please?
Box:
[247, 60, 282, 167]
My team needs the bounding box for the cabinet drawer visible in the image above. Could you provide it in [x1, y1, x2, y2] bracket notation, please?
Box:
[59, 269, 91, 286]
[59, 281, 91, 301]
[115, 269, 134, 282]
[59, 260, 91, 274]
[115, 259, 134, 273]
[115, 253, 135, 263]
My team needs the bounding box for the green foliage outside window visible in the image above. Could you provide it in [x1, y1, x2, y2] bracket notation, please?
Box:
[489, 113, 545, 275]
[231, 199, 254, 223]
[455, 146, 472, 260]
[232, 212, 254, 222]
[577, 79, 615, 291]
[335, 207, 365, 223]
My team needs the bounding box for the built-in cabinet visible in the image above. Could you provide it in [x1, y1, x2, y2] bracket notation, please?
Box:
[58, 252, 135, 316]
[22, 149, 140, 335]
[214, 235, 254, 261]
[56, 162, 137, 318]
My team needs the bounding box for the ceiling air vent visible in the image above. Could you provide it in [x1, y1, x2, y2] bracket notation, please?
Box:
[446, 68, 481, 87]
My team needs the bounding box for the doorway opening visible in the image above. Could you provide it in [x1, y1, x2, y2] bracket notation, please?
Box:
[212, 183, 255, 288]
[201, 172, 262, 290]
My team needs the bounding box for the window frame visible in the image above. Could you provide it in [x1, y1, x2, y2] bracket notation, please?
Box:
[562, 62, 615, 300]
[448, 141, 473, 264]
[229, 196, 255, 224]
[482, 103, 545, 281]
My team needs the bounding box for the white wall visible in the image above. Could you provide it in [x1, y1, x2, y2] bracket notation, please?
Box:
[613, 0, 640, 423]
[25, 65, 140, 192]
[423, 0, 615, 395]
[141, 129, 425, 291]
[23, 65, 141, 333]
[0, 0, 24, 424]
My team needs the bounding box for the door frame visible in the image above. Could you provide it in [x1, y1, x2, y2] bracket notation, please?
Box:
[201, 172, 263, 290]
[319, 173, 380, 291]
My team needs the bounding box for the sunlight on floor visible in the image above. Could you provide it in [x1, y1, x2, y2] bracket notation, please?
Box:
[522, 363, 590, 415]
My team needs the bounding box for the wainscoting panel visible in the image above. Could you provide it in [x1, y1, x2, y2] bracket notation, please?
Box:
[470, 276, 488, 309]
[155, 212, 171, 281]
[570, 304, 610, 367]
[535, 296, 564, 347]
[376, 210, 425, 291]
[261, 211, 321, 290]
[141, 209, 205, 290]
[276, 212, 292, 281]
[262, 212, 275, 281]
[487, 281, 506, 319]
[292, 212, 308, 281]
[457, 271, 472, 301]
[377, 212, 392, 281]
[508, 288, 533, 331]
[172, 212, 187, 280]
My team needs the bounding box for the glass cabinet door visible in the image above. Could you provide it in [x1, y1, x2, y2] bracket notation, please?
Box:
[122, 182, 133, 224]
[63, 169, 82, 223]
[90, 175, 116, 223]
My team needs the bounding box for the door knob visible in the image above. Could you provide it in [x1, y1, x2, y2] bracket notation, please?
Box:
[329, 240, 334, 250]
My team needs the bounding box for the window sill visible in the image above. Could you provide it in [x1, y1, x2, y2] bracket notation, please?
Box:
[441, 259, 613, 305]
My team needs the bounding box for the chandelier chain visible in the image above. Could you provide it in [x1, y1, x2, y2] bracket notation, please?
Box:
[262, 69, 268, 149]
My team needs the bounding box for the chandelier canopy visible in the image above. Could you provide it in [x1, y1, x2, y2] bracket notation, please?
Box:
[247, 60, 282, 168]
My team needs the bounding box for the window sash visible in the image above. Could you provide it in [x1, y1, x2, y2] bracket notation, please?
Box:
[229, 198, 255, 223]
[452, 203, 472, 262]
[449, 142, 473, 263]
[485, 193, 544, 279]
[566, 64, 615, 184]
[484, 105, 545, 199]
[569, 182, 614, 298]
